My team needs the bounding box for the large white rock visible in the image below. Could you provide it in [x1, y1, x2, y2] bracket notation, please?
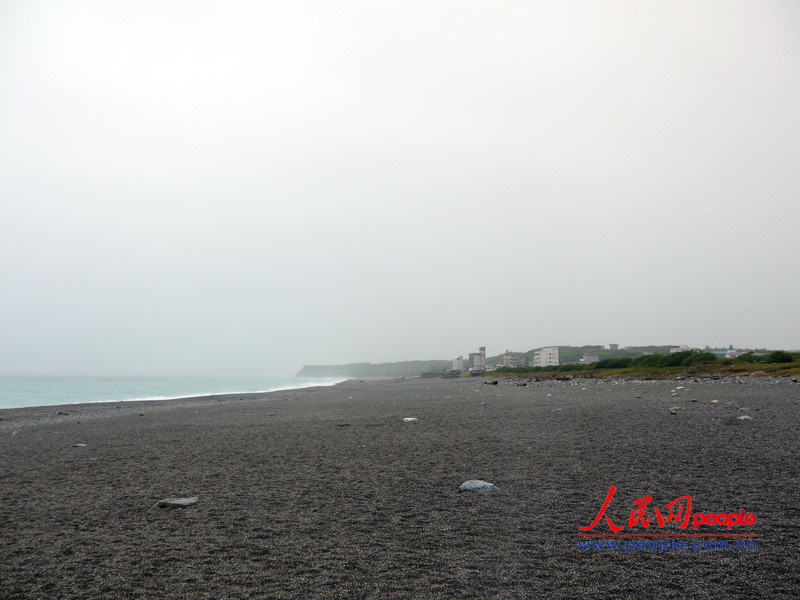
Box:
[459, 480, 500, 494]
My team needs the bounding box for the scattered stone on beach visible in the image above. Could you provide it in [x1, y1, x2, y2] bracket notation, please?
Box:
[711, 400, 720, 404]
[403, 417, 418, 422]
[152, 497, 199, 510]
[738, 415, 753, 421]
[72, 443, 87, 447]
[480, 402, 487, 406]
[459, 480, 500, 494]
[738, 407, 752, 412]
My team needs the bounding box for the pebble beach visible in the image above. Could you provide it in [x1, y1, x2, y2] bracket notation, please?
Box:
[1, 376, 798, 599]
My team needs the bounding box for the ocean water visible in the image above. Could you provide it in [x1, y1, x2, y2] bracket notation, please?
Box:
[0, 375, 345, 410]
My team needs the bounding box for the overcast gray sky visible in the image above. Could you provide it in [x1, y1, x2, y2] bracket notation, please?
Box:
[1, 1, 798, 377]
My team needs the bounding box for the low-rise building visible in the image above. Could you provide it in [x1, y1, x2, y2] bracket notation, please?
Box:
[503, 350, 524, 368]
[582, 353, 600, 364]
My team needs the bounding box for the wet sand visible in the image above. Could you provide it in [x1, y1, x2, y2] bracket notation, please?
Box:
[1, 377, 798, 599]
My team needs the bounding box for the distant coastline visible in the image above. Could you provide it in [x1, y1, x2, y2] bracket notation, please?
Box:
[296, 345, 800, 380]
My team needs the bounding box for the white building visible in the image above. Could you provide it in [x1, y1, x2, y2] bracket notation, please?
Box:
[452, 356, 465, 371]
[533, 346, 559, 367]
[582, 353, 600, 364]
[670, 346, 691, 354]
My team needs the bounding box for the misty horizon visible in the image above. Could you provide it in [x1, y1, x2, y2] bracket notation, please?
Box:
[4, 341, 796, 379]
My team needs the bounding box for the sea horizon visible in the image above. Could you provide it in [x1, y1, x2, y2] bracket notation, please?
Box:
[0, 374, 346, 411]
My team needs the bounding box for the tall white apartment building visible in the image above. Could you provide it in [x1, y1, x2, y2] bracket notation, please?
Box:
[533, 346, 559, 367]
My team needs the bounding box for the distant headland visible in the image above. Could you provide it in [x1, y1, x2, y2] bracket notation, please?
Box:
[296, 360, 452, 378]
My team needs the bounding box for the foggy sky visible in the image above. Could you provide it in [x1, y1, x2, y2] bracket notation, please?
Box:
[2, 1, 799, 377]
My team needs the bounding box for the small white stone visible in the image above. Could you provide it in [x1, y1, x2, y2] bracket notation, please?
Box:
[459, 480, 500, 494]
[403, 417, 418, 422]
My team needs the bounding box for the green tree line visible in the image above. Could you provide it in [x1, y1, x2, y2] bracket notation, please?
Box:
[494, 350, 798, 374]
